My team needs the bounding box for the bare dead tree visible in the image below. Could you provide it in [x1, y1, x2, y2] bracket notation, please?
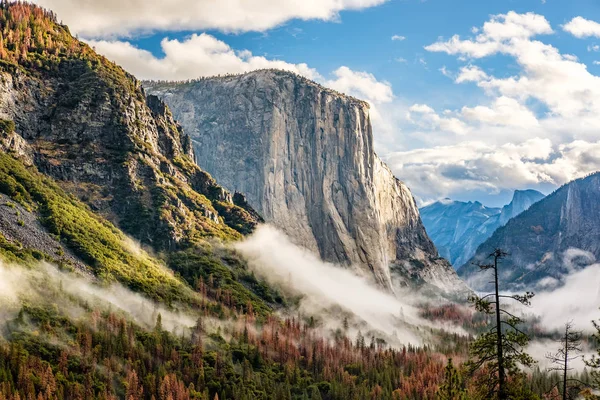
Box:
[546, 321, 585, 400]
[466, 248, 535, 400]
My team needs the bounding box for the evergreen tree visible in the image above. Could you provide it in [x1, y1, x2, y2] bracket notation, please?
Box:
[585, 315, 600, 398]
[546, 321, 585, 400]
[466, 249, 536, 399]
[437, 358, 467, 400]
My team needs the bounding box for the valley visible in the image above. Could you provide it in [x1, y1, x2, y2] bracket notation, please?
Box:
[0, 2, 599, 400]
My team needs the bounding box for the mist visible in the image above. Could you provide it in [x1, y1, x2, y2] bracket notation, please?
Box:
[532, 261, 600, 333]
[235, 224, 465, 346]
[0, 261, 197, 334]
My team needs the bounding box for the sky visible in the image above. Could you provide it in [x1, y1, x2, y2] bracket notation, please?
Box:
[29, 0, 600, 206]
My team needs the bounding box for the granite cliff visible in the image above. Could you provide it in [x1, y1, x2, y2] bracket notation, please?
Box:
[0, 14, 259, 251]
[146, 70, 467, 295]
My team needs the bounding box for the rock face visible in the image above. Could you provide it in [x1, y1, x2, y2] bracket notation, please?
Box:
[459, 174, 600, 290]
[0, 23, 259, 250]
[146, 70, 467, 295]
[421, 190, 544, 267]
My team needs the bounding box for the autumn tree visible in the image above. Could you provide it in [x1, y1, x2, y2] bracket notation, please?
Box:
[466, 249, 535, 399]
[546, 321, 585, 400]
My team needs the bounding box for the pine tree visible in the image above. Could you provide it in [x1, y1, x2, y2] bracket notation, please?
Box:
[437, 358, 467, 400]
[466, 249, 535, 399]
[546, 321, 586, 400]
[585, 315, 600, 397]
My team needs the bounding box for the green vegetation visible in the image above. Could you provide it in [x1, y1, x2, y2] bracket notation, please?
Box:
[167, 248, 285, 318]
[0, 232, 51, 265]
[0, 118, 15, 134]
[0, 153, 186, 302]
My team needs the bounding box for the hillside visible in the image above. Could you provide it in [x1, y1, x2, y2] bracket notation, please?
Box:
[0, 2, 260, 252]
[459, 173, 600, 290]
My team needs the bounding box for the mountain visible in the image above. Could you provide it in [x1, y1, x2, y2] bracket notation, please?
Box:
[0, 5, 261, 253]
[458, 173, 600, 290]
[0, 5, 469, 399]
[145, 70, 467, 295]
[420, 189, 545, 268]
[420, 199, 502, 267]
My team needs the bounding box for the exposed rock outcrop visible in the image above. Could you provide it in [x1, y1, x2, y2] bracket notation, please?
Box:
[146, 70, 467, 295]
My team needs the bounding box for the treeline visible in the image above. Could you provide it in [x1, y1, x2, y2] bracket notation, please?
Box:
[0, 301, 460, 400]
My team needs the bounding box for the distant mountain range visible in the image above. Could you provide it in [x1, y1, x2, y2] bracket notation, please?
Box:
[420, 190, 545, 268]
[459, 173, 600, 290]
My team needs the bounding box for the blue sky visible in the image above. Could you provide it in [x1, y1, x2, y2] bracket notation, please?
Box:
[126, 0, 600, 113]
[32, 0, 600, 206]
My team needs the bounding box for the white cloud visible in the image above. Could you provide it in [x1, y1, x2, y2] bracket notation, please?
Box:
[324, 66, 394, 104]
[88, 34, 320, 81]
[563, 16, 600, 38]
[235, 225, 465, 345]
[532, 260, 600, 332]
[588, 44, 600, 52]
[461, 96, 539, 128]
[439, 66, 452, 78]
[426, 12, 600, 119]
[30, 0, 388, 37]
[425, 12, 553, 58]
[455, 65, 488, 83]
[383, 139, 600, 200]
[391, 35, 406, 41]
[383, 11, 600, 200]
[407, 104, 469, 135]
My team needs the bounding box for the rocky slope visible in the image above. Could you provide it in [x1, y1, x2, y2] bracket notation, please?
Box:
[421, 190, 544, 267]
[458, 174, 600, 290]
[146, 70, 467, 295]
[0, 7, 259, 251]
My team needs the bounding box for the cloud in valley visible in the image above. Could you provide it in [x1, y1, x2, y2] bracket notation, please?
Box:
[234, 225, 465, 346]
[531, 256, 600, 333]
[0, 261, 196, 334]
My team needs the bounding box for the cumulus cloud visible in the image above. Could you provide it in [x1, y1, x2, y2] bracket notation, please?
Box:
[325, 66, 394, 104]
[460, 96, 539, 128]
[426, 11, 600, 119]
[383, 139, 600, 200]
[88, 34, 320, 81]
[407, 104, 469, 135]
[391, 35, 406, 41]
[381, 11, 600, 200]
[30, 0, 387, 37]
[563, 16, 600, 38]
